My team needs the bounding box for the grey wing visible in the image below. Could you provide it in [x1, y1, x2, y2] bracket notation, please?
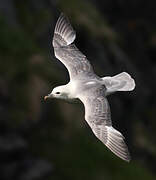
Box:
[78, 86, 131, 162]
[52, 13, 95, 80]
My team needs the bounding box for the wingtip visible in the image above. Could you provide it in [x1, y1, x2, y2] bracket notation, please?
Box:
[60, 12, 65, 17]
[126, 157, 131, 163]
[53, 12, 76, 47]
[105, 126, 131, 162]
[57, 12, 65, 21]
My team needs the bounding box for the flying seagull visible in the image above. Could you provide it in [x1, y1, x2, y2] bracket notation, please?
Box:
[44, 13, 135, 162]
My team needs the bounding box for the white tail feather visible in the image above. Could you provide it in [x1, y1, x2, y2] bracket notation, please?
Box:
[102, 72, 135, 95]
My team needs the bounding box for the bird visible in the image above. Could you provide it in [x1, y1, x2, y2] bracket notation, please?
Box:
[44, 13, 135, 162]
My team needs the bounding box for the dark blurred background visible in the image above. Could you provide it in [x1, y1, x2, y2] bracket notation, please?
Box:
[0, 0, 156, 179]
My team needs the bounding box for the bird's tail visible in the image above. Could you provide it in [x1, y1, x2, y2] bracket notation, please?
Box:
[102, 72, 135, 95]
[53, 13, 76, 47]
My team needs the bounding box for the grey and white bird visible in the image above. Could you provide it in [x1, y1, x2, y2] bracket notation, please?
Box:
[45, 13, 135, 162]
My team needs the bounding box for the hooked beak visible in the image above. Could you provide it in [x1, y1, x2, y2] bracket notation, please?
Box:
[44, 94, 53, 101]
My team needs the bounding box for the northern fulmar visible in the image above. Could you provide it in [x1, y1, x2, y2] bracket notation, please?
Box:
[44, 13, 135, 162]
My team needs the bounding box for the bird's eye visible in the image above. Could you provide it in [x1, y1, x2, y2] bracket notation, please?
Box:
[56, 92, 60, 95]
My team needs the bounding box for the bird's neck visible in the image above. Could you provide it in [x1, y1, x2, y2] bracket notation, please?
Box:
[62, 82, 76, 100]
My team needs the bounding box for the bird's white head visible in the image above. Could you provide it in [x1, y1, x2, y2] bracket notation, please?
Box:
[44, 85, 69, 101]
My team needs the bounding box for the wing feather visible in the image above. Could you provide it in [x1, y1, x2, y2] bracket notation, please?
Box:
[78, 86, 131, 162]
[52, 13, 95, 80]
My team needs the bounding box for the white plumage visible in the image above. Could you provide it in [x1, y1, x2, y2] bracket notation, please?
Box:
[45, 13, 135, 162]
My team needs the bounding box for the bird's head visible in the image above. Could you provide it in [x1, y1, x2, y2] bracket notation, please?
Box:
[44, 85, 69, 100]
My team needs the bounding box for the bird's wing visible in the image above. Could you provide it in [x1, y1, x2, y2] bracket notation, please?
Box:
[53, 13, 95, 80]
[78, 85, 131, 162]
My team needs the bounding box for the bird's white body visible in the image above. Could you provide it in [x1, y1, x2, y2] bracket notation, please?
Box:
[45, 13, 135, 162]
[52, 72, 135, 100]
